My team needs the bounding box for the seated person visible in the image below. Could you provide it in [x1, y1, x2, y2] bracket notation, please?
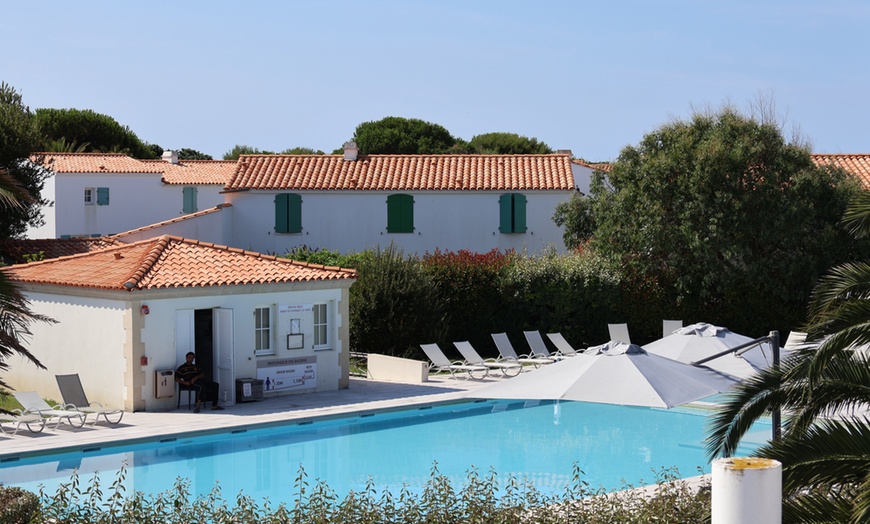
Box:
[175, 352, 224, 412]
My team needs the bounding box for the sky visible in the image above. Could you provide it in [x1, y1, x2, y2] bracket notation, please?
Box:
[3, 1, 868, 162]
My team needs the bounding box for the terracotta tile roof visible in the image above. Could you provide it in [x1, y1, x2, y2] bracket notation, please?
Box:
[3, 235, 356, 291]
[37, 153, 235, 185]
[226, 154, 576, 191]
[109, 204, 232, 241]
[572, 159, 612, 172]
[812, 154, 870, 188]
[0, 237, 122, 265]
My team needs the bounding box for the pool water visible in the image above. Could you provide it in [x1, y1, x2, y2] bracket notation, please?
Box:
[0, 399, 770, 502]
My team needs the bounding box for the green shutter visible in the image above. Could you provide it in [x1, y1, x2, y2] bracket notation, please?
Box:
[499, 194, 512, 233]
[275, 193, 289, 233]
[183, 187, 198, 213]
[286, 193, 302, 233]
[387, 194, 414, 233]
[513, 194, 527, 233]
[97, 187, 110, 206]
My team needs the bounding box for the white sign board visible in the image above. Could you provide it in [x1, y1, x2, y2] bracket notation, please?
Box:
[279, 304, 313, 314]
[256, 356, 316, 392]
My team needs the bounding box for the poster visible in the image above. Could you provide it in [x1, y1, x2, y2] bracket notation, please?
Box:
[256, 356, 316, 392]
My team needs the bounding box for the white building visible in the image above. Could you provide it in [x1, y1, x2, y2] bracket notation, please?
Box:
[3, 235, 356, 412]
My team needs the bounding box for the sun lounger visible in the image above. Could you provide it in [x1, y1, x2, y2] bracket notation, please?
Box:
[608, 323, 632, 344]
[662, 320, 683, 338]
[420, 343, 488, 380]
[546, 332, 579, 357]
[523, 331, 569, 361]
[0, 412, 46, 435]
[12, 391, 87, 429]
[453, 341, 522, 377]
[491, 332, 554, 367]
[56, 374, 124, 425]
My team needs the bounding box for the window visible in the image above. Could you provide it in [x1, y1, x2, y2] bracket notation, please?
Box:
[274, 193, 302, 233]
[499, 193, 527, 233]
[96, 187, 110, 206]
[254, 306, 273, 355]
[183, 187, 198, 213]
[84, 188, 95, 205]
[313, 303, 330, 349]
[386, 194, 414, 233]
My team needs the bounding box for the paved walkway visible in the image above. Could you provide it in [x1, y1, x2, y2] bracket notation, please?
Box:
[1, 376, 493, 460]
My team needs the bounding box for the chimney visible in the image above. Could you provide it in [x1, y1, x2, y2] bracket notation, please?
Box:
[162, 150, 179, 164]
[343, 141, 359, 161]
[556, 149, 573, 158]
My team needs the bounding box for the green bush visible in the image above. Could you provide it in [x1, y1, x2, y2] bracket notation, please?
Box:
[0, 485, 39, 524]
[282, 246, 364, 268]
[29, 465, 711, 523]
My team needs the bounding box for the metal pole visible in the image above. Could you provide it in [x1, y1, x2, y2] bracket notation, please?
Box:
[769, 331, 781, 441]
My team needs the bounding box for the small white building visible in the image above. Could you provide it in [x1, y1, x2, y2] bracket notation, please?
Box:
[28, 152, 236, 239]
[3, 235, 356, 412]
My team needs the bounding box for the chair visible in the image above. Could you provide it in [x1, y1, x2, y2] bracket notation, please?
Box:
[608, 323, 632, 343]
[662, 320, 683, 338]
[420, 343, 489, 380]
[546, 332, 579, 357]
[0, 412, 46, 436]
[178, 383, 196, 410]
[56, 374, 125, 425]
[11, 391, 87, 429]
[491, 332, 554, 367]
[783, 331, 809, 350]
[523, 331, 569, 361]
[453, 341, 522, 377]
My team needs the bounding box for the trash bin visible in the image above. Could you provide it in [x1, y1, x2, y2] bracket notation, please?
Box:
[235, 378, 264, 402]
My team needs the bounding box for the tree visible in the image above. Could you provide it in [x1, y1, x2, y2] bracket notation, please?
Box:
[222, 144, 274, 160]
[34, 108, 153, 158]
[706, 192, 870, 522]
[0, 82, 51, 239]
[467, 132, 553, 154]
[352, 117, 457, 154]
[585, 105, 861, 337]
[176, 148, 213, 160]
[279, 147, 324, 155]
[553, 193, 596, 251]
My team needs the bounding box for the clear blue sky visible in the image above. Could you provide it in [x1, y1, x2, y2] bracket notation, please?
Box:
[3, 1, 868, 161]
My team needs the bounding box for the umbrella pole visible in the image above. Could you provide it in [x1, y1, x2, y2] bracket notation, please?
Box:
[769, 331, 781, 442]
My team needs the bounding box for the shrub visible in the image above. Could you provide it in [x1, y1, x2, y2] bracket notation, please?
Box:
[0, 485, 39, 524]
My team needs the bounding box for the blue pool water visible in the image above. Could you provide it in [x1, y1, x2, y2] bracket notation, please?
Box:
[0, 399, 770, 502]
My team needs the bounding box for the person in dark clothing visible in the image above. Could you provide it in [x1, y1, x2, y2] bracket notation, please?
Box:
[175, 352, 224, 413]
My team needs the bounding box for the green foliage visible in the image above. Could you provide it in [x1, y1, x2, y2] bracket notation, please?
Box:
[281, 245, 364, 268]
[588, 105, 861, 338]
[553, 193, 596, 251]
[468, 132, 553, 154]
[34, 108, 153, 158]
[353, 116, 457, 154]
[0, 485, 39, 524]
[280, 146, 325, 155]
[222, 144, 274, 160]
[176, 148, 213, 160]
[29, 465, 711, 523]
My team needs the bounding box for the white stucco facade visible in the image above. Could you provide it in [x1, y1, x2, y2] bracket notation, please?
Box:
[7, 281, 352, 412]
[224, 190, 575, 255]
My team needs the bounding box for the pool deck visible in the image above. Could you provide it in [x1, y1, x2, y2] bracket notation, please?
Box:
[1, 375, 494, 460]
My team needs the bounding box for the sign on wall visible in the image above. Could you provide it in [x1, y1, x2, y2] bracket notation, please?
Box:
[279, 304, 313, 314]
[256, 355, 316, 392]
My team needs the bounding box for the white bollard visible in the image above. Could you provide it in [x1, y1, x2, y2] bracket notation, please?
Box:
[712, 457, 781, 524]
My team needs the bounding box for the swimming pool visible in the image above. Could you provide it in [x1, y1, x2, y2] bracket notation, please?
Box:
[0, 399, 770, 502]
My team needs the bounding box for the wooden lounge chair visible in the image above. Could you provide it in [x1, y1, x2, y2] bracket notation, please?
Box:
[12, 391, 87, 429]
[546, 332, 580, 357]
[453, 341, 522, 377]
[56, 374, 124, 425]
[0, 412, 46, 436]
[491, 332, 554, 368]
[420, 343, 488, 380]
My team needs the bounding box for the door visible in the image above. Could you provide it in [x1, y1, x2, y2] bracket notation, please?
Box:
[214, 308, 234, 405]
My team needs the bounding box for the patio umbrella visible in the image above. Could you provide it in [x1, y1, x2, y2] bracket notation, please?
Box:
[643, 322, 773, 380]
[466, 341, 738, 409]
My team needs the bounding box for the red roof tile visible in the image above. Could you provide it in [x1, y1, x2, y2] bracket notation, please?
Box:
[37, 153, 235, 185]
[226, 154, 576, 191]
[812, 154, 870, 188]
[0, 237, 122, 265]
[3, 235, 356, 291]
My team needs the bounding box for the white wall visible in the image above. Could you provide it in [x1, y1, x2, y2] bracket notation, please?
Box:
[26, 174, 56, 238]
[5, 293, 128, 409]
[113, 205, 232, 245]
[225, 190, 573, 256]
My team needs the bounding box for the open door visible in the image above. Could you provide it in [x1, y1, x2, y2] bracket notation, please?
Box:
[214, 308, 234, 404]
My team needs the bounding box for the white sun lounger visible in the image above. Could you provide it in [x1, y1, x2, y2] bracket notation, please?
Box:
[56, 374, 124, 425]
[0, 412, 46, 435]
[523, 331, 569, 361]
[453, 341, 522, 377]
[608, 323, 632, 344]
[420, 343, 488, 380]
[546, 332, 580, 357]
[491, 332, 554, 367]
[12, 391, 87, 429]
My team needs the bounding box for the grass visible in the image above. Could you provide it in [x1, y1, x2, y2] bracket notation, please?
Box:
[0, 390, 59, 413]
